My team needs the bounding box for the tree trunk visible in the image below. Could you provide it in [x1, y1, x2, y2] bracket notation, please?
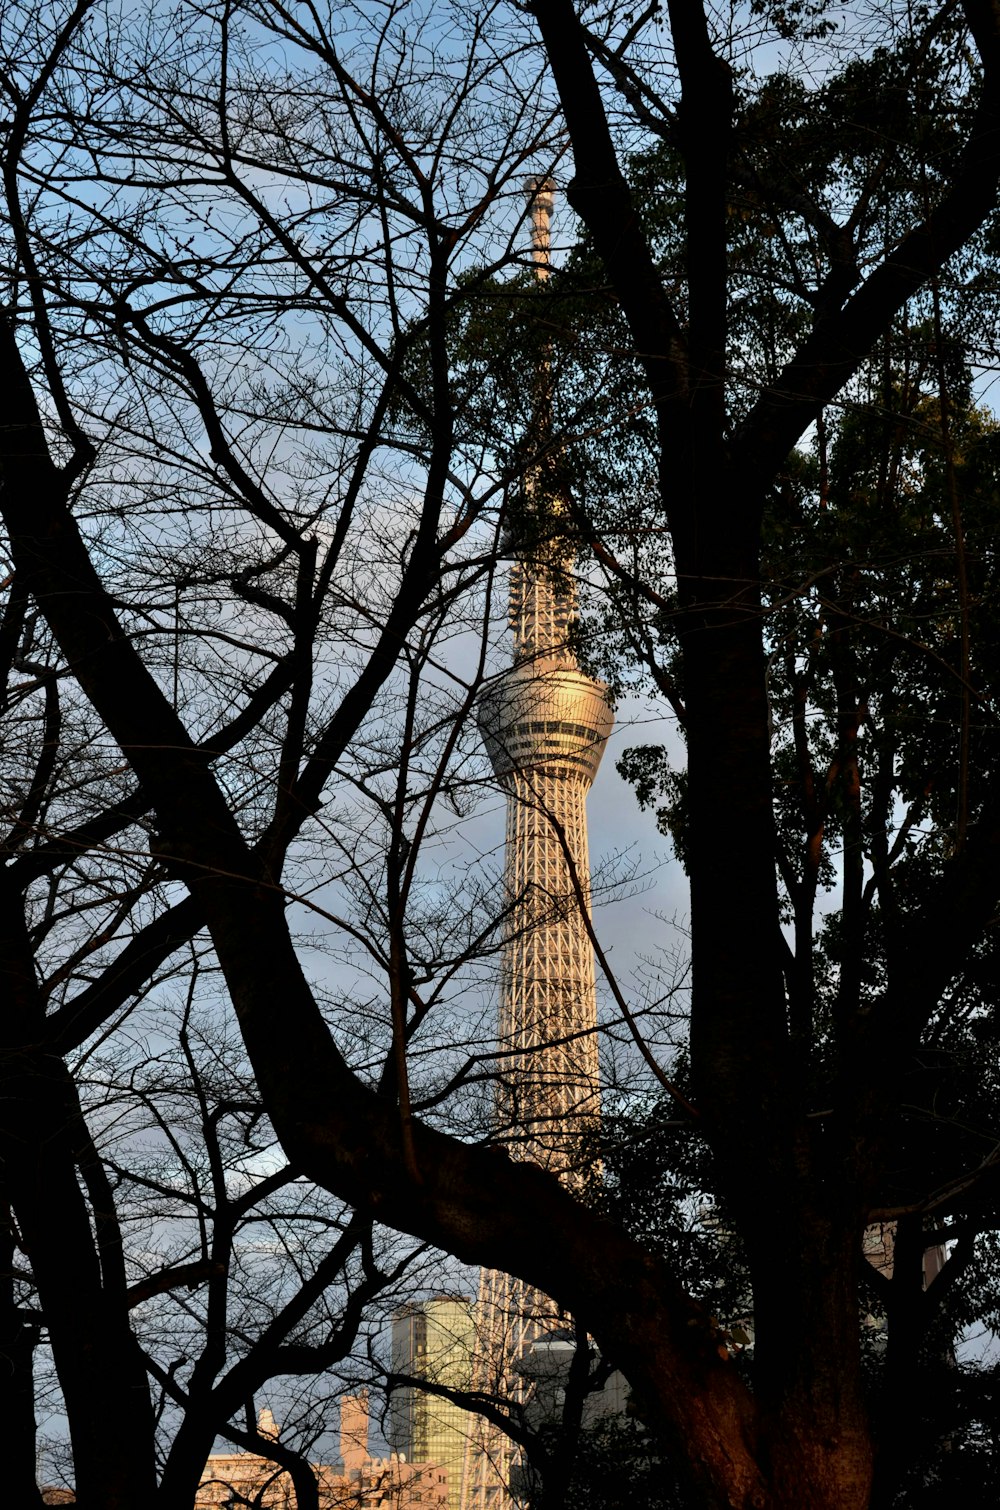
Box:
[0, 1216, 44, 1508]
[0, 878, 156, 1510]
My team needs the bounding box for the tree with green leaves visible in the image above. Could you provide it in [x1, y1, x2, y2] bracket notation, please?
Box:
[520, 3, 1000, 1505]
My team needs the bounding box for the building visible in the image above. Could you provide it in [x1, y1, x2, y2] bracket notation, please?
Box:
[196, 1397, 448, 1510]
[389, 1297, 477, 1510]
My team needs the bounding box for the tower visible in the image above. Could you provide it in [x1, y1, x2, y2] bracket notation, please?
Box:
[477, 176, 613, 1174]
[463, 179, 614, 1508]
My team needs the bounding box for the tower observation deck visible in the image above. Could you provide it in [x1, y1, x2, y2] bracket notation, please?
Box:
[476, 535, 613, 1166]
[461, 181, 613, 1510]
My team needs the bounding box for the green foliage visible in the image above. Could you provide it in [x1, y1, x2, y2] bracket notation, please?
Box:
[531, 1414, 692, 1510]
[615, 748, 690, 872]
[583, 1091, 752, 1337]
[888, 1362, 1000, 1506]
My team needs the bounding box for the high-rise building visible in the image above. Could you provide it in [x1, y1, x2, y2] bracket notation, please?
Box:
[462, 179, 614, 1510]
[389, 1297, 477, 1510]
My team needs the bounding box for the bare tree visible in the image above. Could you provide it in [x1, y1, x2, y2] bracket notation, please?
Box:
[0, 1, 549, 1504]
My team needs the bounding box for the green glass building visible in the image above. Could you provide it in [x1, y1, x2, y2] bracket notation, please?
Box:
[390, 1297, 476, 1510]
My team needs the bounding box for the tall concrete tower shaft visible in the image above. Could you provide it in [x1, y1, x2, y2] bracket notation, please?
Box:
[462, 182, 613, 1510]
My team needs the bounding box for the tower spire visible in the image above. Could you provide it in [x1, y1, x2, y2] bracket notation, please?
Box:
[510, 178, 575, 674]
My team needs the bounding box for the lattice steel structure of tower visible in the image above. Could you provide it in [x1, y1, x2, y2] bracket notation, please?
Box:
[461, 180, 614, 1510]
